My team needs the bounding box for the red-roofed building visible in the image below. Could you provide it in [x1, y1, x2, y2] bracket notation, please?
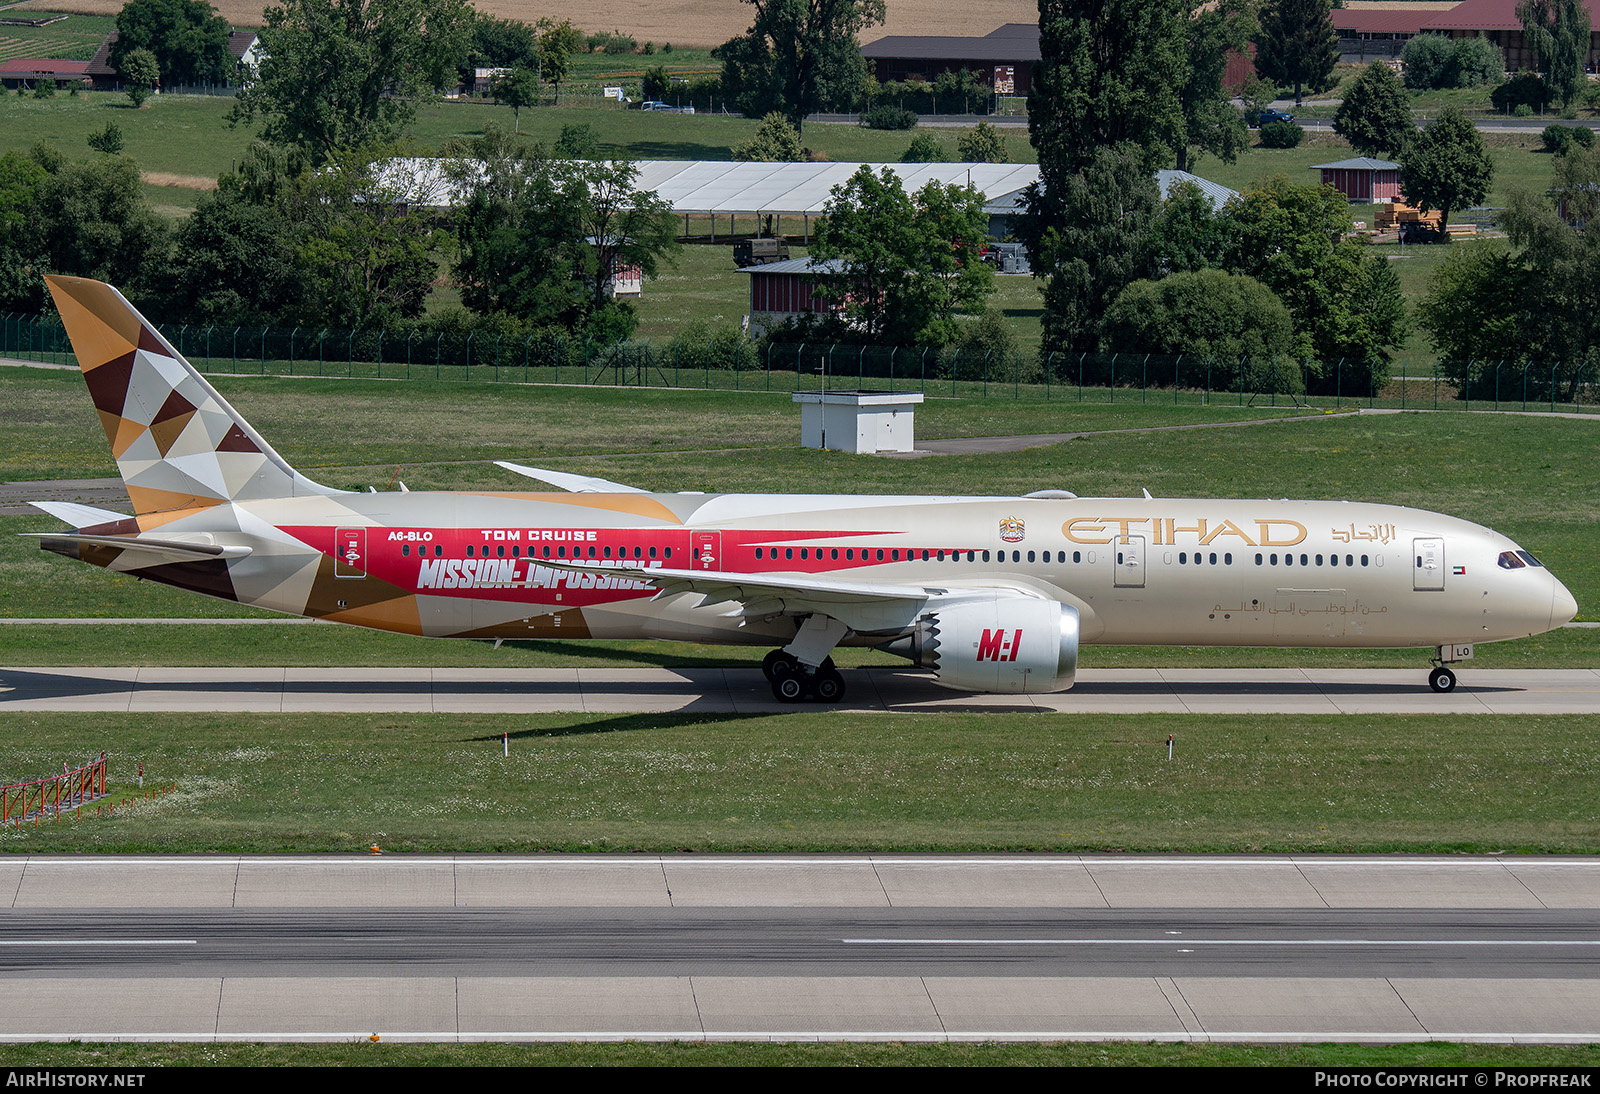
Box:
[1421, 0, 1600, 71]
[1332, 4, 1461, 60]
[0, 58, 90, 90]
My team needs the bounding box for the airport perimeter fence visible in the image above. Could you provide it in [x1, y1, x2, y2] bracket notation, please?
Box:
[6, 313, 1598, 414]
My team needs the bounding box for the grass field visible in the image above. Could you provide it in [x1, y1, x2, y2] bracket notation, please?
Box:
[3, 709, 1600, 854]
[10, 0, 1044, 46]
[0, 11, 112, 62]
[4, 366, 1598, 642]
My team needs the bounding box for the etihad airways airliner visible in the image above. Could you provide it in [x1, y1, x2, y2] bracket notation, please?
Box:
[27, 276, 1578, 701]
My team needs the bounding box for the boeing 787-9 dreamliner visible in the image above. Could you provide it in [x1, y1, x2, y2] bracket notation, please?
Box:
[26, 276, 1579, 702]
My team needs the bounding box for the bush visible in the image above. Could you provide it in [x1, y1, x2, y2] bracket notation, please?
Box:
[862, 103, 917, 130]
[87, 122, 125, 155]
[1543, 124, 1576, 155]
[1402, 34, 1455, 90]
[1493, 71, 1552, 113]
[733, 112, 803, 161]
[641, 65, 669, 102]
[1258, 120, 1304, 148]
[1572, 126, 1596, 150]
[32, 78, 55, 99]
[1451, 37, 1503, 88]
[956, 121, 1009, 163]
[1102, 269, 1307, 394]
[902, 133, 947, 163]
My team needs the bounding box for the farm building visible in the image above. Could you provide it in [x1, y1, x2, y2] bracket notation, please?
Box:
[741, 257, 847, 335]
[83, 30, 259, 90]
[1311, 157, 1404, 203]
[1332, 3, 1461, 61]
[859, 23, 1039, 95]
[1421, 0, 1600, 70]
[0, 58, 89, 90]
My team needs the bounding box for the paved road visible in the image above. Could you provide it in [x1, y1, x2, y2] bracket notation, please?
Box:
[3, 855, 1600, 1042]
[6, 665, 1600, 714]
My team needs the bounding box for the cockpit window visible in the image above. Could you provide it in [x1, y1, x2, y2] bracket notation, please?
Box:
[1517, 550, 1544, 568]
[1498, 551, 1526, 570]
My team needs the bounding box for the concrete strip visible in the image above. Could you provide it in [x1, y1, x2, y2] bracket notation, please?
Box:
[455, 860, 672, 907]
[663, 860, 890, 907]
[0, 979, 224, 1039]
[924, 976, 1192, 1036]
[1084, 860, 1327, 908]
[1502, 861, 1600, 909]
[11, 664, 1600, 714]
[1295, 860, 1546, 909]
[874, 861, 1107, 908]
[459, 977, 701, 1039]
[690, 976, 943, 1037]
[12, 858, 240, 908]
[1392, 978, 1600, 1037]
[232, 859, 457, 907]
[216, 976, 457, 1039]
[1172, 976, 1425, 1037]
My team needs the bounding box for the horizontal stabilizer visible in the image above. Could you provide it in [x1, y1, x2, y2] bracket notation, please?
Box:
[495, 462, 648, 494]
[24, 532, 252, 562]
[29, 500, 132, 527]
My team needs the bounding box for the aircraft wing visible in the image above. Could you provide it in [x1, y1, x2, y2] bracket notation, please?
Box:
[495, 462, 648, 494]
[540, 560, 1035, 635]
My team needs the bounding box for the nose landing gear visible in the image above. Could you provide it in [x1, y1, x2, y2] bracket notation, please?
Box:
[1428, 643, 1471, 693]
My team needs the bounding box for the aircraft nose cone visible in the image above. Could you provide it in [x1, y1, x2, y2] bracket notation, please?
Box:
[1553, 578, 1579, 629]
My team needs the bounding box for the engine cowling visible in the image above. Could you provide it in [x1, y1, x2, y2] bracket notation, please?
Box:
[884, 596, 1079, 694]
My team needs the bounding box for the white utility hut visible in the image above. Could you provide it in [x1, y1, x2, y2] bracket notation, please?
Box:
[793, 390, 925, 454]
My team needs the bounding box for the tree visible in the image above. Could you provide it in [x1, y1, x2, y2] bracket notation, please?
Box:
[1253, 0, 1339, 105]
[1517, 0, 1555, 76]
[1334, 62, 1415, 159]
[1021, 0, 1186, 350]
[716, 0, 886, 133]
[809, 165, 993, 345]
[230, 0, 474, 162]
[160, 185, 304, 323]
[0, 151, 48, 313]
[553, 123, 599, 159]
[1032, 146, 1165, 353]
[87, 123, 126, 155]
[120, 47, 160, 108]
[453, 153, 679, 339]
[1400, 105, 1494, 236]
[32, 153, 167, 298]
[1026, 0, 1186, 181]
[1416, 243, 1531, 390]
[956, 122, 1009, 163]
[110, 0, 232, 87]
[1103, 268, 1307, 391]
[1547, 0, 1592, 109]
[1218, 175, 1408, 375]
[536, 19, 584, 97]
[284, 146, 448, 327]
[1174, 0, 1254, 172]
[1401, 33, 1456, 90]
[902, 132, 947, 163]
[491, 66, 540, 133]
[733, 112, 804, 161]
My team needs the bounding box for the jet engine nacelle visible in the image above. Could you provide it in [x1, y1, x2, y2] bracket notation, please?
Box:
[886, 596, 1079, 693]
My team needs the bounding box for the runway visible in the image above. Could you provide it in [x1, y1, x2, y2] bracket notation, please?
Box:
[3, 855, 1600, 1043]
[6, 665, 1600, 714]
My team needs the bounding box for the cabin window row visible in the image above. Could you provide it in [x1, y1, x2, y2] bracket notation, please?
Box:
[753, 547, 1086, 564]
[1255, 552, 1370, 567]
[400, 543, 672, 560]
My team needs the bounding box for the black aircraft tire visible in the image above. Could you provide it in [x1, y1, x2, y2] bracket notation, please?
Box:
[810, 668, 846, 704]
[763, 650, 799, 681]
[1429, 666, 1457, 693]
[772, 673, 809, 702]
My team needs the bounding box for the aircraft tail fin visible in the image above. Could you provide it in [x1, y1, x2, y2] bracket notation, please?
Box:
[44, 276, 343, 517]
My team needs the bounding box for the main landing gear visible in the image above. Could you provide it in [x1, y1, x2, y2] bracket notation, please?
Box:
[1428, 665, 1457, 693]
[762, 650, 846, 704]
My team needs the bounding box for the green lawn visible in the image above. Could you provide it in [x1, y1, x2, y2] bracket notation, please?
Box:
[2, 1041, 1597, 1067]
[0, 11, 114, 63]
[3, 709, 1600, 853]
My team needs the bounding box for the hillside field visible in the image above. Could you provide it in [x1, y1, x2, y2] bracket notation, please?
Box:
[11, 0, 1041, 44]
